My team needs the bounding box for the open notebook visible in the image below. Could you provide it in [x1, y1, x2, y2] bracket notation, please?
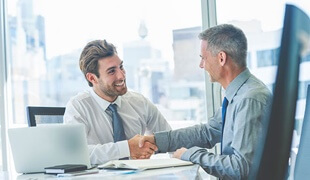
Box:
[98, 158, 193, 170]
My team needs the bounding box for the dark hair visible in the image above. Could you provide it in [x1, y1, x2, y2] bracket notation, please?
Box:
[199, 24, 247, 67]
[79, 39, 117, 87]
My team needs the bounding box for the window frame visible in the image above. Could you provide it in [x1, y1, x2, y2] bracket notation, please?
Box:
[0, 0, 9, 172]
[201, 0, 222, 121]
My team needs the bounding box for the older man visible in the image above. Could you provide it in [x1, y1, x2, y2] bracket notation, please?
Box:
[140, 24, 272, 179]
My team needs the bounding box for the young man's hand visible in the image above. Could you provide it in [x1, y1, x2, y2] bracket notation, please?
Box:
[128, 134, 157, 159]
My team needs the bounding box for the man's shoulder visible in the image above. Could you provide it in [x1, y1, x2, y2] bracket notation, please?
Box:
[241, 76, 272, 103]
[65, 90, 93, 115]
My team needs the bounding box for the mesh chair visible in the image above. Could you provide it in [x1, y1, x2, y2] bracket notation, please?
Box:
[26, 106, 66, 127]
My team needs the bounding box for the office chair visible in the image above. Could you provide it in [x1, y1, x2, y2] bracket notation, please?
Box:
[294, 84, 310, 179]
[26, 106, 66, 127]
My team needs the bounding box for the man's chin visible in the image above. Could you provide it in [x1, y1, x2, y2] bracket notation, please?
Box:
[117, 87, 127, 96]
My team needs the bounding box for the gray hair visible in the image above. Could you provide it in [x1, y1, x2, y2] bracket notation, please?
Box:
[198, 24, 247, 67]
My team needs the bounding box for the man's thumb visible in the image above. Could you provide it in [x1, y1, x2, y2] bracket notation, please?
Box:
[139, 137, 144, 148]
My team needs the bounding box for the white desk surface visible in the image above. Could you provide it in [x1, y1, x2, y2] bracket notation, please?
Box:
[3, 153, 213, 179]
[1, 164, 210, 180]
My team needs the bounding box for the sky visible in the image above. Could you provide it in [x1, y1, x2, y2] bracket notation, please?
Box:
[40, 0, 201, 59]
[7, 0, 310, 60]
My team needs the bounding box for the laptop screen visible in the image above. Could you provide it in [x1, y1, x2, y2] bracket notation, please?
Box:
[8, 124, 91, 173]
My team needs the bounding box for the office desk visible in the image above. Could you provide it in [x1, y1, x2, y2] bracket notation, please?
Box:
[2, 164, 211, 180]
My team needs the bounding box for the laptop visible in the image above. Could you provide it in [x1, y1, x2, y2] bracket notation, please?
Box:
[8, 124, 91, 174]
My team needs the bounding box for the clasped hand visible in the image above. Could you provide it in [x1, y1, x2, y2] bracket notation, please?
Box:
[129, 135, 188, 159]
[128, 134, 157, 159]
[138, 135, 188, 159]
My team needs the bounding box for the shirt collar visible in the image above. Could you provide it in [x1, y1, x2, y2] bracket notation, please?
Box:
[224, 68, 251, 103]
[90, 88, 122, 110]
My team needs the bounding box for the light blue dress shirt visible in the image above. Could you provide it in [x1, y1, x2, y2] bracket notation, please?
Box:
[155, 69, 272, 180]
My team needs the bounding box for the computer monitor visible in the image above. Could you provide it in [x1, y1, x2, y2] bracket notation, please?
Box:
[294, 85, 310, 179]
[249, 4, 310, 180]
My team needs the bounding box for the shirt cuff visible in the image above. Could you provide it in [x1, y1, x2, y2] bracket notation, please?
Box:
[181, 146, 202, 161]
[116, 140, 130, 158]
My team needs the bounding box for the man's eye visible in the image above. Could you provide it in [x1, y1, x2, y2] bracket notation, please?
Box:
[120, 65, 124, 70]
[108, 69, 116, 74]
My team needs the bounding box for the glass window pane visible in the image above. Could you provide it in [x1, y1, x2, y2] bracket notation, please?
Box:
[216, 0, 310, 118]
[6, 0, 205, 128]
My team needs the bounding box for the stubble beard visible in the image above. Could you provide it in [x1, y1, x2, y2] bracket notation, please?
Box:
[102, 81, 127, 98]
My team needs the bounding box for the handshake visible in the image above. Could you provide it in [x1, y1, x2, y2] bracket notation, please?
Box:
[127, 134, 187, 159]
[128, 134, 156, 159]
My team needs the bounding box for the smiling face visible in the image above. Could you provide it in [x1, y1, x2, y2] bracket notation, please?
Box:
[87, 54, 127, 102]
[199, 40, 222, 82]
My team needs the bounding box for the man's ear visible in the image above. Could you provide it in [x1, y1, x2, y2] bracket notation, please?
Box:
[86, 73, 98, 85]
[218, 51, 227, 66]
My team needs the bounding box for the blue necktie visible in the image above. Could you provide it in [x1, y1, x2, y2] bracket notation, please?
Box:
[108, 104, 126, 142]
[221, 97, 228, 154]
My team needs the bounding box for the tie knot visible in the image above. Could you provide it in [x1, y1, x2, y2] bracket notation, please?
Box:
[222, 97, 228, 108]
[108, 104, 117, 112]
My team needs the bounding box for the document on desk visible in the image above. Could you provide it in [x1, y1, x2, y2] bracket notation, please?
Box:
[56, 169, 99, 177]
[98, 158, 193, 170]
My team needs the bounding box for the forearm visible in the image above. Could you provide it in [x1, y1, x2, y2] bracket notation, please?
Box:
[182, 147, 248, 179]
[155, 124, 221, 153]
[88, 141, 130, 165]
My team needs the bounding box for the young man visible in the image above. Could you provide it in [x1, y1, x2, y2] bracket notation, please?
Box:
[140, 24, 272, 179]
[64, 39, 171, 165]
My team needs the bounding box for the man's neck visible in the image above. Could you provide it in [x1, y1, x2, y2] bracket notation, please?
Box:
[221, 66, 246, 89]
[92, 88, 117, 103]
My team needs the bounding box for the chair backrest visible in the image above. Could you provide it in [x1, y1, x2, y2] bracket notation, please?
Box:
[26, 106, 66, 127]
[294, 84, 310, 179]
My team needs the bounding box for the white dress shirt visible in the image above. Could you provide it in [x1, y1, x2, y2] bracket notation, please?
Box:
[64, 89, 171, 165]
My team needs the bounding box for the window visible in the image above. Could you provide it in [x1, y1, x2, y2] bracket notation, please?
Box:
[298, 80, 310, 99]
[301, 53, 310, 63]
[256, 48, 280, 67]
[6, 0, 205, 129]
[216, 0, 310, 118]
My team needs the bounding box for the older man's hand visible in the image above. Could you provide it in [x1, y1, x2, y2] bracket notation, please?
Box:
[173, 147, 188, 159]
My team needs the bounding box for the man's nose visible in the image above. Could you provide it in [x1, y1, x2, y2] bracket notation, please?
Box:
[116, 68, 125, 79]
